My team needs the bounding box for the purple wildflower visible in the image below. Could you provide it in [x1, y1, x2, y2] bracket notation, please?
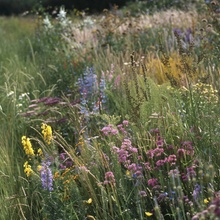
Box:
[104, 171, 116, 185]
[139, 190, 147, 197]
[193, 183, 201, 201]
[167, 154, 177, 165]
[40, 161, 53, 191]
[148, 178, 158, 187]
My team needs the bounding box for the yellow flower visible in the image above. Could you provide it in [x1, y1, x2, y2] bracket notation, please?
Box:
[21, 136, 35, 156]
[145, 212, 153, 217]
[54, 171, 60, 179]
[23, 161, 33, 177]
[126, 170, 131, 178]
[63, 179, 70, 184]
[37, 148, 43, 156]
[41, 123, 53, 145]
[204, 198, 210, 204]
[86, 198, 92, 204]
[37, 165, 42, 172]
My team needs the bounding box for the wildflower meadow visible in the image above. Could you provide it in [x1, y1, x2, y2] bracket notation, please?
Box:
[1, 1, 220, 219]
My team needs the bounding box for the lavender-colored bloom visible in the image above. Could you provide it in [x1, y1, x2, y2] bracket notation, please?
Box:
[77, 67, 108, 115]
[185, 28, 192, 44]
[186, 166, 196, 178]
[157, 192, 168, 202]
[173, 28, 182, 36]
[40, 161, 53, 191]
[168, 169, 179, 178]
[59, 152, 66, 161]
[59, 164, 66, 170]
[193, 183, 201, 201]
[139, 190, 147, 197]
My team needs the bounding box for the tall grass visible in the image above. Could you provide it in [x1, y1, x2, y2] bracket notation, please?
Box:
[1, 1, 220, 219]
[0, 16, 51, 220]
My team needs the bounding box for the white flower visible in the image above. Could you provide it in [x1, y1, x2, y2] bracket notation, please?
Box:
[83, 17, 94, 27]
[57, 7, 67, 20]
[16, 103, 23, 107]
[43, 16, 53, 29]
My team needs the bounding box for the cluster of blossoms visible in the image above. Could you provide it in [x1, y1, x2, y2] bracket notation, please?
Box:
[101, 120, 129, 136]
[23, 161, 33, 177]
[101, 124, 118, 136]
[103, 171, 116, 185]
[192, 196, 220, 219]
[21, 136, 35, 156]
[77, 67, 107, 116]
[192, 82, 218, 103]
[41, 123, 53, 145]
[173, 28, 193, 45]
[58, 152, 73, 170]
[21, 124, 54, 192]
[43, 7, 72, 30]
[112, 138, 138, 165]
[106, 124, 201, 217]
[39, 160, 53, 191]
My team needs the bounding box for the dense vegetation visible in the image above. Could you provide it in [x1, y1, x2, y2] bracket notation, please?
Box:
[0, 0, 205, 15]
[0, 0, 220, 219]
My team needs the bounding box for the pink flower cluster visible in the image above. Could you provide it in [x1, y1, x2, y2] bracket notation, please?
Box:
[127, 163, 143, 178]
[148, 178, 158, 187]
[178, 141, 194, 157]
[112, 138, 138, 164]
[101, 124, 118, 136]
[101, 120, 129, 136]
[104, 171, 116, 185]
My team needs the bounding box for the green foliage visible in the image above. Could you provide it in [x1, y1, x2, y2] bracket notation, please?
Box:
[1, 2, 220, 220]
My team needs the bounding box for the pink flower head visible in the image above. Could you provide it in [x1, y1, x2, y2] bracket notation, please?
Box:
[167, 154, 177, 165]
[122, 120, 129, 126]
[148, 178, 158, 187]
[104, 171, 116, 185]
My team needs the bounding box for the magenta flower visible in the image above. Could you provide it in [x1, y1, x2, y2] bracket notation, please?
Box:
[104, 171, 116, 185]
[167, 154, 177, 165]
[148, 178, 158, 187]
[122, 120, 129, 126]
[156, 159, 167, 167]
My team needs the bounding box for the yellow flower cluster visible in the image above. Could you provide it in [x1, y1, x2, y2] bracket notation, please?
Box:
[41, 123, 53, 145]
[23, 161, 33, 177]
[21, 136, 35, 156]
[192, 83, 218, 103]
[37, 148, 43, 156]
[37, 165, 42, 172]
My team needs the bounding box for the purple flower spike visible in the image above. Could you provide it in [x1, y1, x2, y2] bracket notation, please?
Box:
[40, 160, 53, 191]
